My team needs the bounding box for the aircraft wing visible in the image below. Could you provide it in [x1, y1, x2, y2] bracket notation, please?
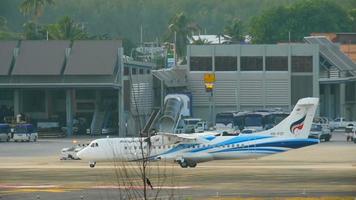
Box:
[156, 131, 219, 144]
[158, 132, 198, 142]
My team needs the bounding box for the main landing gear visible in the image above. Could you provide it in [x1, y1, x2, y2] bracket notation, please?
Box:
[177, 160, 197, 168]
[89, 161, 96, 168]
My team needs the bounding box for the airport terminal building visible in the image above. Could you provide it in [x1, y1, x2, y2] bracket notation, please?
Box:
[157, 36, 356, 123]
[0, 40, 155, 136]
[185, 40, 355, 121]
[0, 36, 355, 137]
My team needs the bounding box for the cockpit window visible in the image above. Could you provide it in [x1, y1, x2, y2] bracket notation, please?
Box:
[90, 142, 99, 147]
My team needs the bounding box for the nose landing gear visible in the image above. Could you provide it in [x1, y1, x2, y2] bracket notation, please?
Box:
[89, 161, 96, 168]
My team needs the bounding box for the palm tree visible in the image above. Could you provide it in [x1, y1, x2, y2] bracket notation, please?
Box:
[167, 12, 200, 61]
[19, 0, 55, 21]
[46, 16, 89, 40]
[224, 18, 245, 43]
[23, 21, 46, 39]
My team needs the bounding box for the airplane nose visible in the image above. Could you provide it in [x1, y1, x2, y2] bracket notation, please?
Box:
[77, 149, 86, 160]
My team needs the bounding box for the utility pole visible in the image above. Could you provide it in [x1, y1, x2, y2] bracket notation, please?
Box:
[140, 24, 143, 45]
[174, 31, 177, 66]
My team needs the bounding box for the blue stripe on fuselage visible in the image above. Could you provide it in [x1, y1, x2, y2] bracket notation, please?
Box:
[211, 147, 287, 154]
[254, 138, 319, 149]
[153, 136, 318, 158]
[189, 135, 272, 153]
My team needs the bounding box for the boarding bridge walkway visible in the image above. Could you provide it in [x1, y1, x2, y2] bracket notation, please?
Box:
[304, 36, 356, 77]
[142, 109, 160, 136]
[158, 97, 184, 133]
[90, 100, 112, 135]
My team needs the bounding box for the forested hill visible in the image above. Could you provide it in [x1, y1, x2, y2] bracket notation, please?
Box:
[0, 0, 355, 44]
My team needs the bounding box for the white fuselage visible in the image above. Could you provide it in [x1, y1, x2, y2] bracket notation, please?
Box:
[77, 134, 318, 163]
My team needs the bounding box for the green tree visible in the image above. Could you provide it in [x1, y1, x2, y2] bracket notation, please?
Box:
[22, 21, 46, 39]
[224, 18, 244, 43]
[46, 16, 89, 40]
[0, 16, 21, 40]
[250, 0, 352, 43]
[349, 8, 356, 32]
[0, 17, 7, 30]
[166, 12, 199, 60]
[19, 0, 55, 21]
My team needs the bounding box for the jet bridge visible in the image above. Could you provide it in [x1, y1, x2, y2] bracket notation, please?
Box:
[142, 94, 191, 134]
[304, 36, 356, 77]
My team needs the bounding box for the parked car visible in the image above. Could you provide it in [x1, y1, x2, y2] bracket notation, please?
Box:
[13, 124, 38, 142]
[175, 118, 207, 134]
[0, 123, 11, 142]
[329, 117, 356, 131]
[308, 123, 332, 141]
[194, 121, 208, 133]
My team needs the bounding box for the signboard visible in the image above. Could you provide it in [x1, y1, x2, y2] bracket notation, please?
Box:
[204, 73, 215, 92]
[166, 48, 175, 68]
[204, 73, 216, 83]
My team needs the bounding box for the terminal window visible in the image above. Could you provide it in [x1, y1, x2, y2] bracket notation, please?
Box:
[190, 56, 212, 71]
[292, 56, 313, 72]
[124, 67, 129, 75]
[139, 69, 144, 74]
[241, 56, 263, 71]
[215, 56, 237, 71]
[266, 56, 288, 71]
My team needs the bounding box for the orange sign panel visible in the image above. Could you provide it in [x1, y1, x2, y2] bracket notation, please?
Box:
[204, 73, 216, 83]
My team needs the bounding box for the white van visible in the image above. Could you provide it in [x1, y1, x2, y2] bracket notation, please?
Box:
[13, 124, 38, 142]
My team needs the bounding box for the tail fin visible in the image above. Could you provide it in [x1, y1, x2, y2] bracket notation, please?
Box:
[264, 97, 319, 138]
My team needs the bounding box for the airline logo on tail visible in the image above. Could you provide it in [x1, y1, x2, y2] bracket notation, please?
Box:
[290, 115, 306, 134]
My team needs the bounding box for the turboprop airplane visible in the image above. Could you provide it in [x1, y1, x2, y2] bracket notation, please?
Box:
[77, 97, 319, 168]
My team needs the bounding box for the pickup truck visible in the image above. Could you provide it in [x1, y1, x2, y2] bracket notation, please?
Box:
[329, 117, 356, 131]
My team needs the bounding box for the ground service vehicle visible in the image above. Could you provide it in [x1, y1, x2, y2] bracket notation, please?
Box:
[13, 124, 38, 142]
[345, 123, 356, 142]
[0, 124, 11, 142]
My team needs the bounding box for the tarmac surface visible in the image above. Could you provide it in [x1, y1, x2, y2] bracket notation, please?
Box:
[0, 131, 355, 200]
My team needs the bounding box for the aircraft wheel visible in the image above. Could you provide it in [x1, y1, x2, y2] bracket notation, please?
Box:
[179, 161, 188, 168]
[89, 162, 96, 168]
[188, 162, 197, 168]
